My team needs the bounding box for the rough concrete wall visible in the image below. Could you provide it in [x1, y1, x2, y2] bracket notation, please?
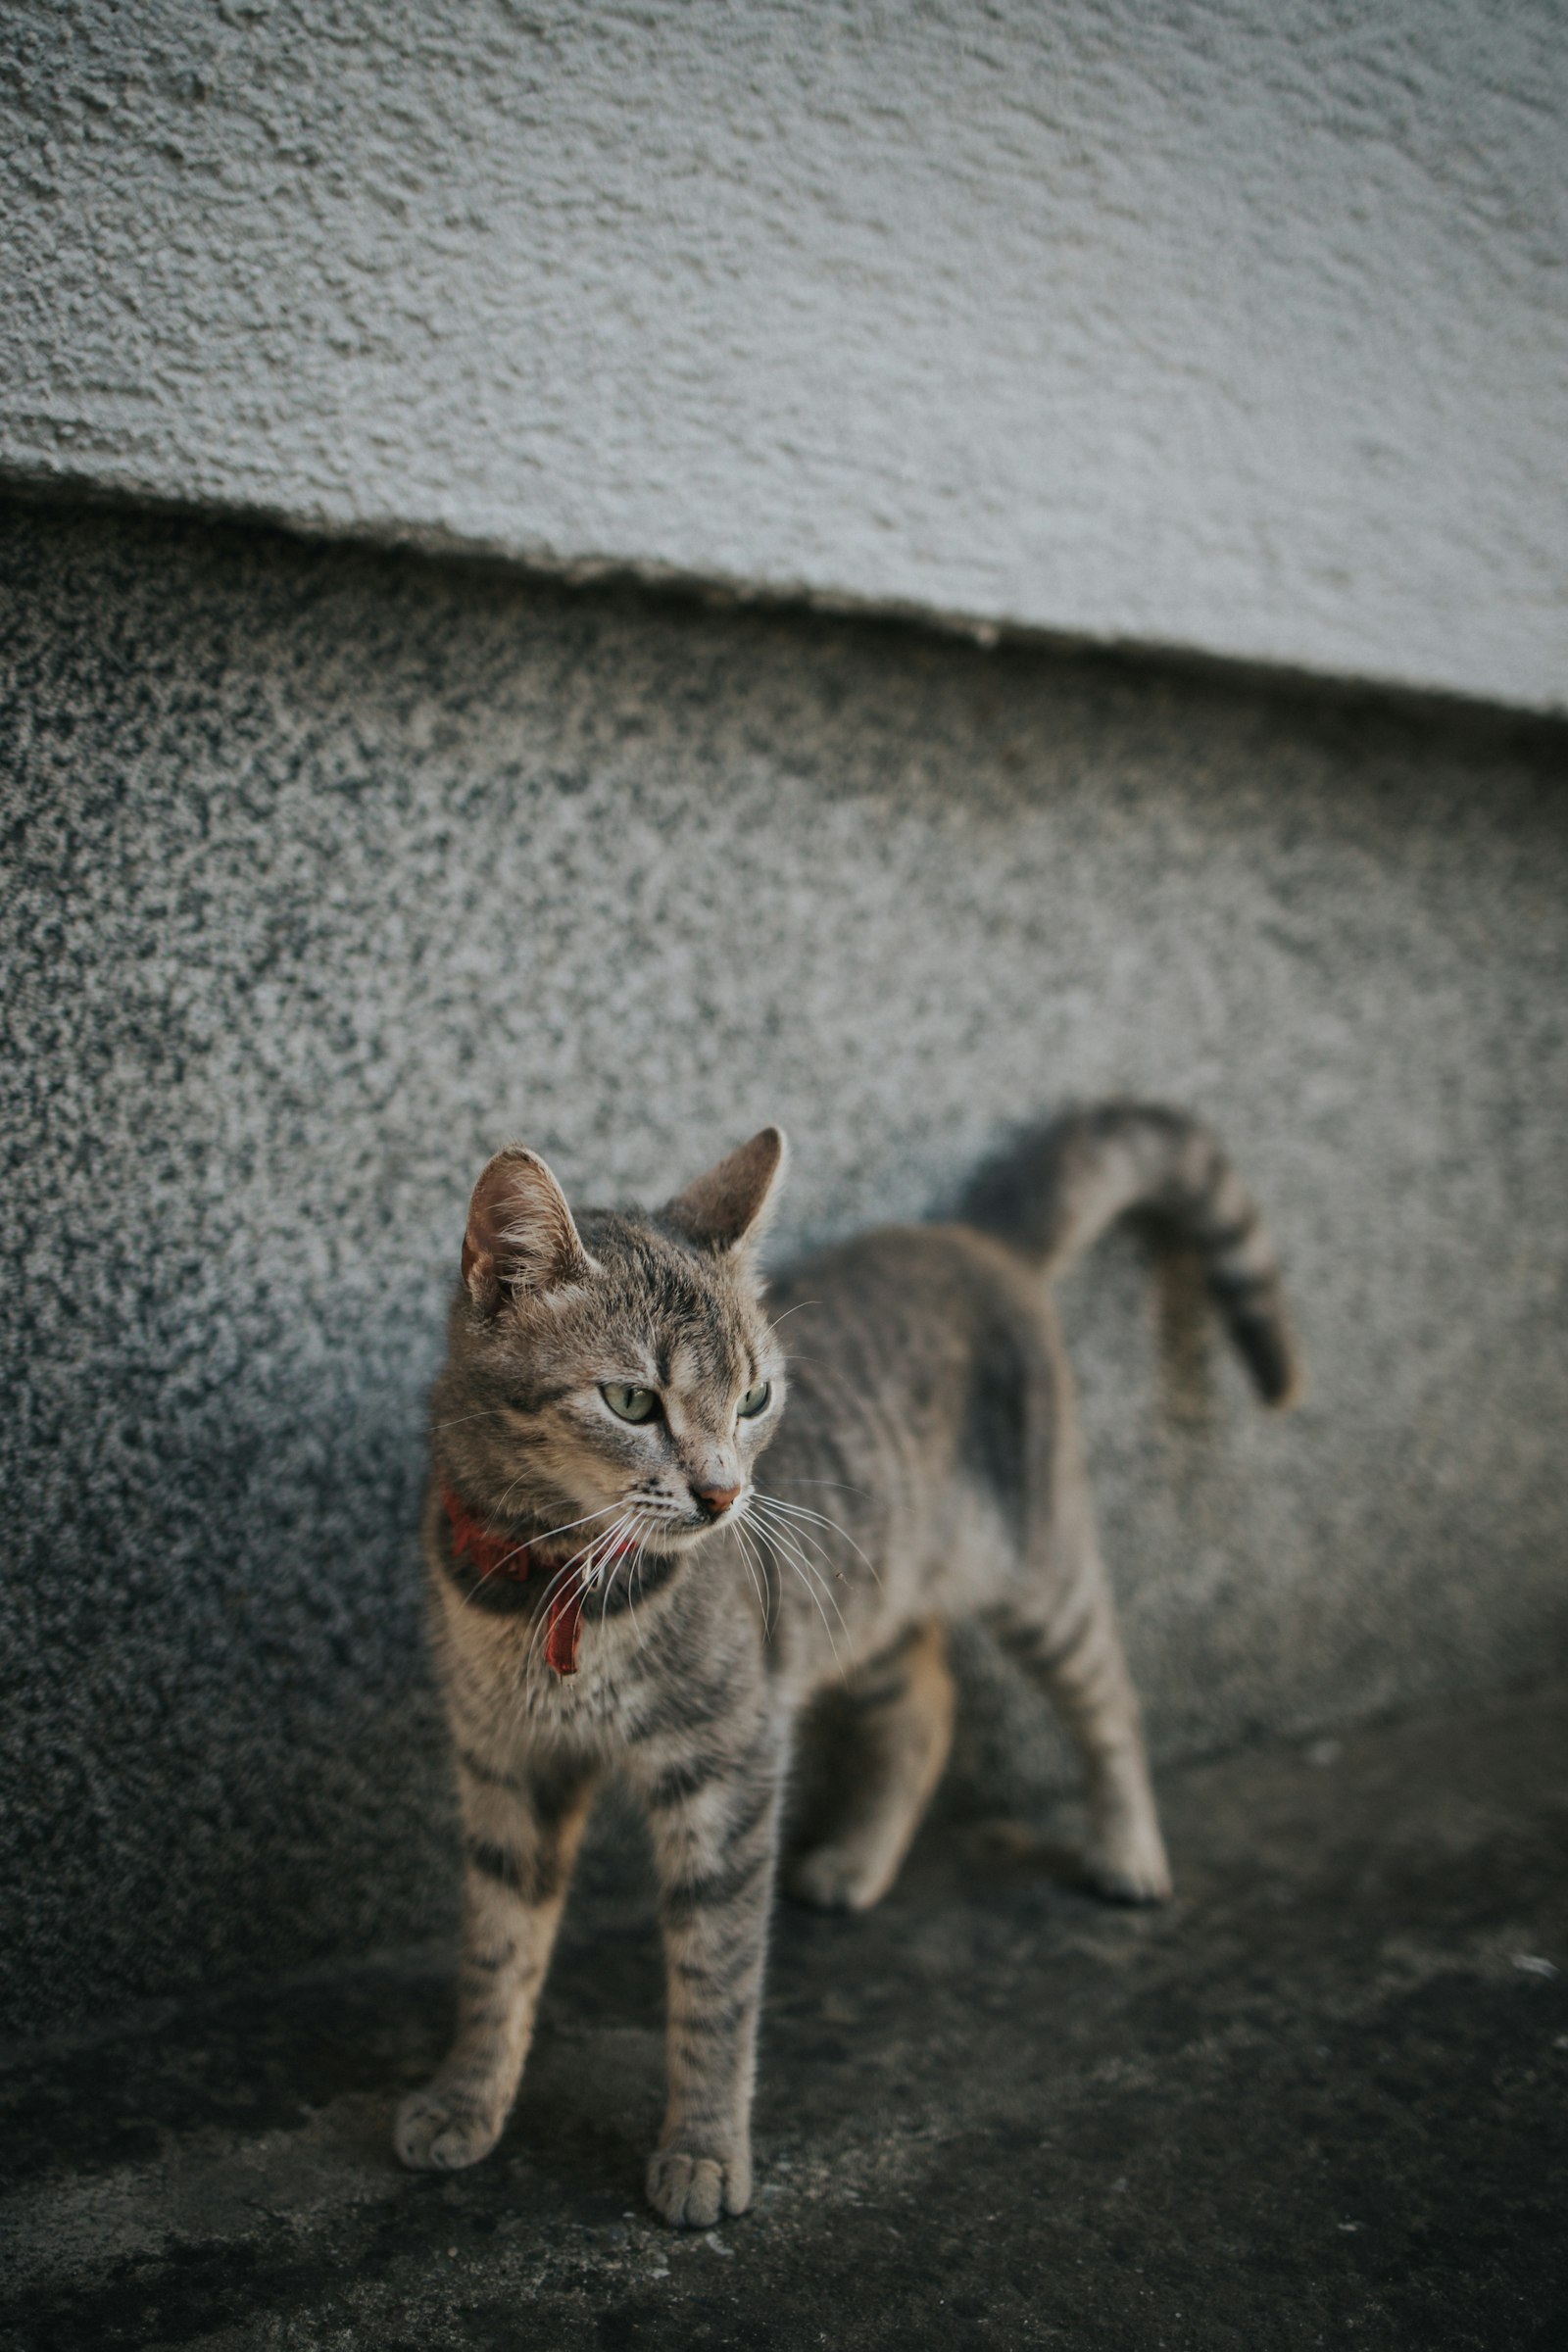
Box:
[3, 495, 1566, 2035]
[3, 0, 1564, 711]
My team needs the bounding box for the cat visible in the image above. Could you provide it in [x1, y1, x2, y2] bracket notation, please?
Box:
[394, 1102, 1299, 2228]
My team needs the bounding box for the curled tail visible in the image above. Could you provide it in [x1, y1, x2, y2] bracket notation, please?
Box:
[960, 1102, 1303, 1408]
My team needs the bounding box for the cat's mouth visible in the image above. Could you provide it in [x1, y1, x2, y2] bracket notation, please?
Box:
[525, 1511, 723, 1584]
[617, 1502, 751, 1555]
[641, 1513, 737, 1548]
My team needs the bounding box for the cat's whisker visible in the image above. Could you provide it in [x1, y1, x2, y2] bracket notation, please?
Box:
[759, 1535, 847, 1679]
[749, 1493, 851, 1582]
[621, 1516, 654, 1651]
[754, 1491, 881, 1588]
[629, 1533, 656, 1650]
[517, 1515, 635, 1676]
[516, 1555, 580, 1674]
[486, 1464, 623, 1534]
[752, 1514, 851, 1627]
[769, 1476, 873, 1499]
[752, 1505, 846, 1561]
[515, 1562, 576, 1676]
[625, 1505, 662, 1655]
[457, 1486, 626, 1575]
[761, 1298, 819, 1336]
[599, 1534, 620, 1638]
[521, 1551, 604, 1676]
[589, 1513, 653, 1656]
[752, 1495, 859, 1646]
[739, 1519, 782, 1641]
[454, 1498, 628, 1615]
[747, 1513, 848, 1672]
[472, 1467, 625, 1543]
[728, 1515, 772, 1635]
[749, 1502, 854, 1595]
[597, 1509, 650, 1641]
[585, 1514, 637, 1589]
[496, 1498, 625, 1553]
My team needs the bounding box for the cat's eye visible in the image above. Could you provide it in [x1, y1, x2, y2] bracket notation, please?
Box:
[602, 1383, 660, 1424]
[737, 1380, 772, 1420]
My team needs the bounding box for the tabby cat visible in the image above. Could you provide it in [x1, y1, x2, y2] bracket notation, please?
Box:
[395, 1103, 1298, 2227]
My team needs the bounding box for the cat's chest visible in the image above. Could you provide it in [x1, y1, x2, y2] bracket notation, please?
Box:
[446, 1604, 656, 1746]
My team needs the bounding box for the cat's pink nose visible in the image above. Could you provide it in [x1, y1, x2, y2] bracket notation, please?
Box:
[694, 1484, 742, 1520]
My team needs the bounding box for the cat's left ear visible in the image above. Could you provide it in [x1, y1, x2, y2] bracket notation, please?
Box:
[662, 1127, 788, 1253]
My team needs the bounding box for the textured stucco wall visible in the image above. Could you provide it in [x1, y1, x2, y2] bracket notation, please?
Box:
[3, 0, 1564, 711]
[3, 495, 1566, 2036]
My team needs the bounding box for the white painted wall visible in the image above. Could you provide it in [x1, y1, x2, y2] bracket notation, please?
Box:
[4, 0, 1564, 709]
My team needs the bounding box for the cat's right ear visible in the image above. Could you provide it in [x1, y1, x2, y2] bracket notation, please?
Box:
[461, 1147, 598, 1314]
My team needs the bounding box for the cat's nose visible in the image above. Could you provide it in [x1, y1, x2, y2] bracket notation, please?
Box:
[693, 1483, 742, 1520]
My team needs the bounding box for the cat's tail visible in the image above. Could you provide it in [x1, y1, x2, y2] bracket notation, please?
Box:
[958, 1102, 1302, 1408]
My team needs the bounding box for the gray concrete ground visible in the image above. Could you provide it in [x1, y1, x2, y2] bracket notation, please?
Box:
[3, 1679, 1564, 2351]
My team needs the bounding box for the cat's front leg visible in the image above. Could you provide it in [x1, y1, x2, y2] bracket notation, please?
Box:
[634, 1718, 786, 2228]
[395, 1748, 599, 2173]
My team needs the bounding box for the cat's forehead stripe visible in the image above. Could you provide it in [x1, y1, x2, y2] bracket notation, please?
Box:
[585, 1227, 757, 1384]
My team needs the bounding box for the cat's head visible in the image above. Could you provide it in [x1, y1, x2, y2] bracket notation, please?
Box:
[435, 1129, 789, 1562]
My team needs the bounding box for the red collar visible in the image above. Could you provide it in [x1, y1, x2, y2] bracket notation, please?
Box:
[439, 1480, 636, 1676]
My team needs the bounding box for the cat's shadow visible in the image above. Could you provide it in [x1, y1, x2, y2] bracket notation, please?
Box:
[944, 1816, 1100, 1893]
[777, 1812, 1108, 1925]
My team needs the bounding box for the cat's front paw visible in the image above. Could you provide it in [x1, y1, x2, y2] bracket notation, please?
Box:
[394, 2084, 506, 2172]
[1084, 1816, 1173, 1905]
[646, 2140, 752, 2229]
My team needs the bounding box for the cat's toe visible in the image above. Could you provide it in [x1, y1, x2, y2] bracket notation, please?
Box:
[394, 2087, 505, 2172]
[1083, 1826, 1173, 1905]
[785, 1844, 883, 1912]
[646, 2145, 751, 2229]
[1086, 1859, 1172, 1904]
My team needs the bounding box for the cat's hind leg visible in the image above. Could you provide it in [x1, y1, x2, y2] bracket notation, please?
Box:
[994, 1536, 1172, 1904]
[787, 1618, 956, 1912]
[395, 1749, 599, 2171]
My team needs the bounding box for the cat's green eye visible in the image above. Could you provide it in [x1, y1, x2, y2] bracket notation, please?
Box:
[737, 1380, 772, 1420]
[602, 1383, 660, 1424]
